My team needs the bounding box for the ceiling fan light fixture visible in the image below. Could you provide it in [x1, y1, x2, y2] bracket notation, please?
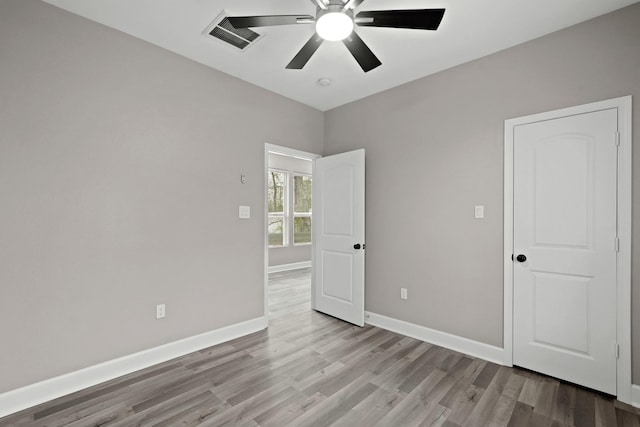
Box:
[315, 10, 353, 41]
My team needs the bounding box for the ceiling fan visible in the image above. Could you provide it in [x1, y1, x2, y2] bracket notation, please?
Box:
[227, 0, 445, 72]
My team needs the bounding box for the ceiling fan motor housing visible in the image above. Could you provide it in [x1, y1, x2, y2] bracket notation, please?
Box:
[316, 4, 354, 19]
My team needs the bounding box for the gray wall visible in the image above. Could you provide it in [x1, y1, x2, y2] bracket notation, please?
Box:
[325, 3, 640, 382]
[0, 0, 323, 393]
[268, 153, 313, 267]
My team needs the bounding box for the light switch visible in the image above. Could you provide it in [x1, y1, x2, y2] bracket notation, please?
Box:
[475, 205, 485, 219]
[239, 205, 250, 219]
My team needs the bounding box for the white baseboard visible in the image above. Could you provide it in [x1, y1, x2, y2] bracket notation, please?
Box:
[268, 261, 311, 273]
[366, 312, 504, 365]
[632, 384, 640, 409]
[0, 316, 268, 419]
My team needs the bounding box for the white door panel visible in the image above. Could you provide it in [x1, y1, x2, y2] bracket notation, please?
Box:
[513, 109, 617, 394]
[313, 149, 365, 326]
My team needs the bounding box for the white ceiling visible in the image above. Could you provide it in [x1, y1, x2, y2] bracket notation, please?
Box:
[43, 0, 639, 111]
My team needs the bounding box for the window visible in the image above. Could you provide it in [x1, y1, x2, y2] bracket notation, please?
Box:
[293, 175, 312, 244]
[268, 170, 286, 246]
[268, 169, 312, 247]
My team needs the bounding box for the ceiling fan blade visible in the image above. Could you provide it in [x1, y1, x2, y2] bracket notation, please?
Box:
[355, 9, 445, 30]
[227, 15, 314, 28]
[342, 32, 381, 72]
[286, 34, 324, 69]
[343, 0, 365, 10]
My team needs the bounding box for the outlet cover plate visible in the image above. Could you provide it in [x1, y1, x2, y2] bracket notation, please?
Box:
[156, 304, 166, 319]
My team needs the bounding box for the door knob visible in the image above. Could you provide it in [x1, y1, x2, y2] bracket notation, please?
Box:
[516, 254, 527, 262]
[354, 244, 361, 250]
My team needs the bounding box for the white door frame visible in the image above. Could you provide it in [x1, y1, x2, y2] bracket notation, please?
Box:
[264, 143, 321, 319]
[503, 96, 632, 403]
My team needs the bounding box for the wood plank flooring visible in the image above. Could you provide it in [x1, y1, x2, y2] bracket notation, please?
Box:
[2, 268, 639, 426]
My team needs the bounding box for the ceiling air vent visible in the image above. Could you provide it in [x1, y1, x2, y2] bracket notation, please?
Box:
[204, 12, 262, 51]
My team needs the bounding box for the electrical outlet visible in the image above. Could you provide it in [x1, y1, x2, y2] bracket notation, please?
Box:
[400, 288, 408, 300]
[156, 304, 166, 319]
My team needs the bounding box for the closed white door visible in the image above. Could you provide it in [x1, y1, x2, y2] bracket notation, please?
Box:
[312, 149, 365, 326]
[513, 108, 618, 394]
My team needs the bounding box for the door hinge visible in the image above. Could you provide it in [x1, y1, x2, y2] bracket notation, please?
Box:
[615, 237, 620, 252]
[615, 131, 620, 146]
[615, 343, 620, 359]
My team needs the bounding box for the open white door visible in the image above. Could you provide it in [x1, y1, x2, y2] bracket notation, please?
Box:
[312, 149, 365, 326]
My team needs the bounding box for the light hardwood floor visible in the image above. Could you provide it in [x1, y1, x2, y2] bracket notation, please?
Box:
[2, 268, 639, 426]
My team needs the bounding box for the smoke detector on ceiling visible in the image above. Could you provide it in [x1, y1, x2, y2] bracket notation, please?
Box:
[203, 11, 263, 51]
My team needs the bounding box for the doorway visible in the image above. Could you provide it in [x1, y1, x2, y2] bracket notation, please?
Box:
[264, 144, 367, 327]
[503, 96, 632, 402]
[264, 144, 320, 319]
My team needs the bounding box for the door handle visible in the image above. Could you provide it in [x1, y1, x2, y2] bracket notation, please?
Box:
[515, 254, 527, 263]
[354, 244, 361, 250]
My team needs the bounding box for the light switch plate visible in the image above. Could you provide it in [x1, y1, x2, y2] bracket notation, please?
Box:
[475, 205, 485, 219]
[239, 205, 250, 219]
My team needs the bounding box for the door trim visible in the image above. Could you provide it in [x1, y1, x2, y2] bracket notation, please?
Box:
[503, 96, 632, 403]
[264, 143, 321, 320]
